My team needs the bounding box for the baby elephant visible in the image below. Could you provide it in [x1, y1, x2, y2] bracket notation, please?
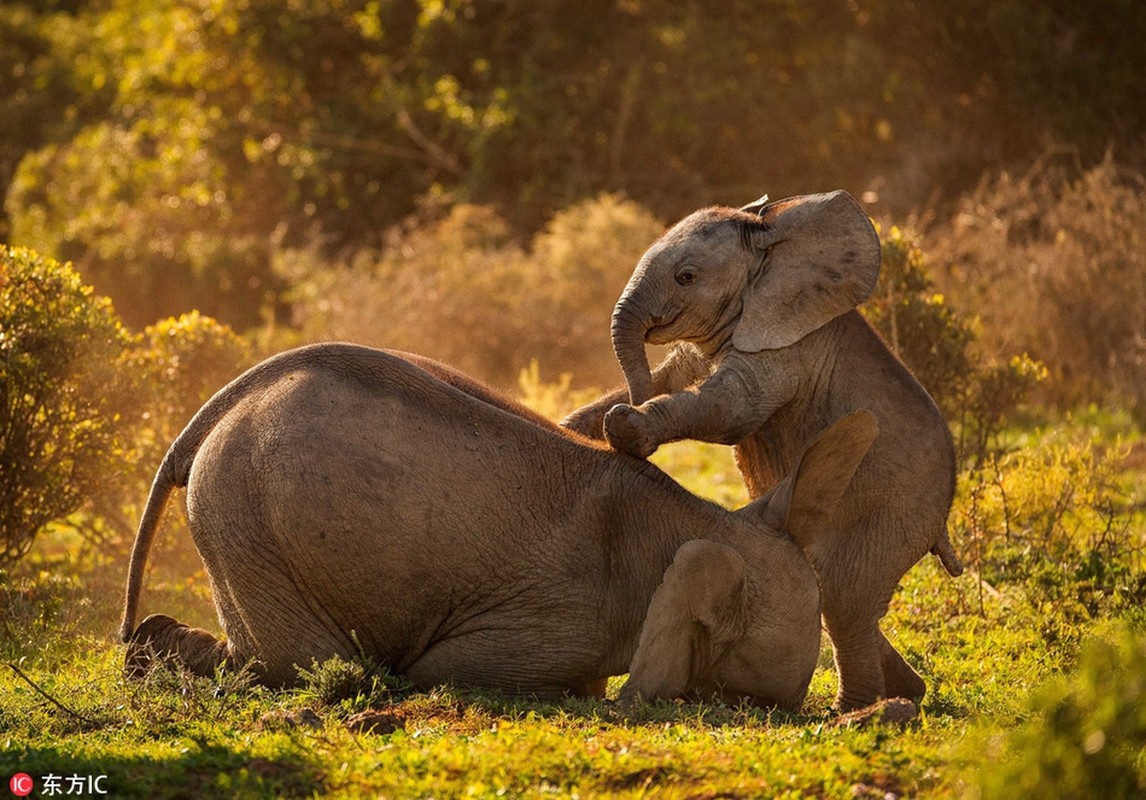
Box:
[564, 190, 961, 711]
[120, 344, 876, 709]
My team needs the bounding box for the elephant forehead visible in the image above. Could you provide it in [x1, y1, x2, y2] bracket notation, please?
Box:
[663, 208, 742, 243]
[638, 238, 674, 266]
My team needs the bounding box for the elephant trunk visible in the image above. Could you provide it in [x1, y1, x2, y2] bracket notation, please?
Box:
[611, 292, 655, 405]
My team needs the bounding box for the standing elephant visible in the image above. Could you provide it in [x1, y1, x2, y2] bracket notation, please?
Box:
[120, 344, 879, 710]
[562, 191, 962, 711]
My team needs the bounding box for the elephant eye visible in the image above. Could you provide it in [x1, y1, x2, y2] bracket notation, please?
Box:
[675, 267, 699, 286]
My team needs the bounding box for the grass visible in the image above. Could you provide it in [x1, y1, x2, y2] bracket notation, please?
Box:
[2, 415, 1145, 798]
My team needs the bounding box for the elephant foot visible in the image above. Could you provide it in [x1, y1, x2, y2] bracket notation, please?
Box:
[124, 613, 229, 679]
[826, 619, 927, 711]
[836, 687, 881, 713]
[831, 644, 925, 711]
[603, 404, 658, 458]
[825, 627, 885, 712]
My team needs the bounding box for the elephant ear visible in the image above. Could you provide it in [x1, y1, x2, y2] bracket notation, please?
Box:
[756, 409, 879, 554]
[622, 540, 748, 702]
[733, 190, 880, 353]
[739, 193, 770, 215]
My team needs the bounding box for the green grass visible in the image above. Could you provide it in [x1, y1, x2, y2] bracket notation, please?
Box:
[3, 418, 1145, 798]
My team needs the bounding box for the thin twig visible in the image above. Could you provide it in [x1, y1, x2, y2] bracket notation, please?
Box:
[7, 661, 98, 726]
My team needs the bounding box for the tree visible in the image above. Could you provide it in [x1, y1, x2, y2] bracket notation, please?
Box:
[5, 0, 1146, 333]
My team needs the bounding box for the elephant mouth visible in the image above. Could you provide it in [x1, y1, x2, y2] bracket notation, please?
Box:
[645, 314, 682, 345]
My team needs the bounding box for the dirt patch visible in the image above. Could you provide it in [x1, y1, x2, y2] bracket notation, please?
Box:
[832, 698, 918, 729]
[255, 707, 324, 731]
[345, 709, 406, 735]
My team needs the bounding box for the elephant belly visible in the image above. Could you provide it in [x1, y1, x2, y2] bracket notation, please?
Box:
[188, 465, 604, 692]
[403, 630, 599, 698]
[734, 423, 801, 497]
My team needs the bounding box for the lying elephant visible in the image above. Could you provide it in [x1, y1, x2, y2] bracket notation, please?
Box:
[120, 344, 876, 709]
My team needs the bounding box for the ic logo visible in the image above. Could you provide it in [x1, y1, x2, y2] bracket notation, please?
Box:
[9, 773, 34, 797]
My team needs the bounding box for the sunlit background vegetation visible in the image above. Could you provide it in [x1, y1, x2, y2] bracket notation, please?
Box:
[2, 1, 1145, 797]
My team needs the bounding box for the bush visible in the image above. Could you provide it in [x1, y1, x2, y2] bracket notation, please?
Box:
[515, 360, 603, 423]
[0, 245, 133, 565]
[930, 152, 1146, 421]
[863, 224, 976, 415]
[95, 311, 254, 541]
[524, 193, 666, 387]
[295, 653, 410, 712]
[970, 625, 1146, 799]
[292, 194, 663, 389]
[290, 204, 529, 387]
[124, 311, 253, 461]
[954, 435, 1144, 626]
[863, 225, 1045, 462]
[0, 246, 250, 561]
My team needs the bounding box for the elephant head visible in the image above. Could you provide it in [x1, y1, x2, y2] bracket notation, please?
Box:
[612, 191, 880, 404]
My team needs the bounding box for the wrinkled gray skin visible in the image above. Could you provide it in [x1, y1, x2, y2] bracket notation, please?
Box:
[120, 343, 878, 710]
[562, 191, 963, 711]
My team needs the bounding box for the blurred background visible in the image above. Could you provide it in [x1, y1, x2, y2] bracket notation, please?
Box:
[2, 0, 1144, 561]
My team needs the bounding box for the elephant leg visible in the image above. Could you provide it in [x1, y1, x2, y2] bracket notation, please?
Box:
[124, 613, 230, 679]
[561, 345, 713, 440]
[823, 616, 886, 712]
[878, 629, 926, 701]
[824, 608, 927, 710]
[606, 360, 787, 457]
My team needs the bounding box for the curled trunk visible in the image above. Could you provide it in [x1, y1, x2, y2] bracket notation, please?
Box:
[611, 296, 655, 405]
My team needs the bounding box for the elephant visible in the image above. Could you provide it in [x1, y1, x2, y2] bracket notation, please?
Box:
[561, 190, 963, 712]
[119, 343, 879, 710]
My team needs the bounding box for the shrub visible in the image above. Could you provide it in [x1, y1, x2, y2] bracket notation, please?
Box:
[958, 354, 1047, 464]
[515, 360, 603, 423]
[292, 194, 663, 389]
[971, 625, 1146, 799]
[124, 310, 253, 459]
[930, 152, 1146, 421]
[954, 435, 1144, 626]
[863, 224, 976, 415]
[0, 247, 250, 559]
[291, 204, 530, 387]
[524, 193, 666, 387]
[863, 225, 1045, 462]
[295, 653, 410, 712]
[0, 245, 133, 565]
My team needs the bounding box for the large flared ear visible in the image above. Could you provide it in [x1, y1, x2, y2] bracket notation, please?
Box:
[622, 540, 748, 702]
[732, 191, 880, 353]
[754, 409, 879, 553]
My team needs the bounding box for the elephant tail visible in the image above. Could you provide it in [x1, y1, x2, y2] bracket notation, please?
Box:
[118, 446, 181, 642]
[931, 527, 964, 577]
[117, 368, 239, 643]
